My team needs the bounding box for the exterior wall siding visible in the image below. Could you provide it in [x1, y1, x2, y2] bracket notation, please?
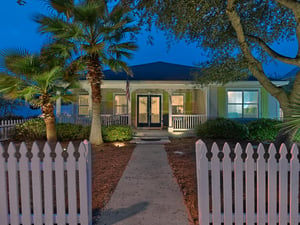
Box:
[217, 87, 226, 117]
[261, 88, 269, 118]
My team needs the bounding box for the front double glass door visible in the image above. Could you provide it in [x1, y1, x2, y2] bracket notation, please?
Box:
[137, 95, 161, 127]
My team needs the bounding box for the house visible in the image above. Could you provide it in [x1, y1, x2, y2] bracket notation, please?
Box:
[56, 62, 288, 132]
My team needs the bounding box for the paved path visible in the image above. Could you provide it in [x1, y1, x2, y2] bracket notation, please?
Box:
[96, 144, 189, 225]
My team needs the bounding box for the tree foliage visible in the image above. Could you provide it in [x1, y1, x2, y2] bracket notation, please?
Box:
[127, 0, 300, 146]
[35, 0, 139, 145]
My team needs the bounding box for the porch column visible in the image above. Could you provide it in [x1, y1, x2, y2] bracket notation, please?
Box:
[167, 90, 173, 132]
[56, 91, 61, 117]
[127, 90, 132, 126]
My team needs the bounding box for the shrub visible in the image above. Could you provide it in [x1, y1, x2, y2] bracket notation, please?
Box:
[14, 118, 46, 141]
[102, 125, 133, 142]
[196, 118, 249, 140]
[247, 119, 282, 141]
[56, 123, 90, 141]
[14, 119, 90, 141]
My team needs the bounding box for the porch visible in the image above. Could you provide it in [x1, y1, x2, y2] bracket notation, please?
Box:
[56, 114, 207, 132]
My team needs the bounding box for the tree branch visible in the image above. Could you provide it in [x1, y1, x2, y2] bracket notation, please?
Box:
[247, 35, 300, 65]
[226, 0, 288, 103]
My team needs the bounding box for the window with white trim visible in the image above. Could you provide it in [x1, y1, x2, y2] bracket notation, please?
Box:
[114, 94, 127, 115]
[78, 95, 89, 116]
[227, 90, 259, 118]
[172, 95, 184, 114]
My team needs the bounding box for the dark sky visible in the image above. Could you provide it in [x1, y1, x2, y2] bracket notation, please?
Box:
[0, 1, 297, 78]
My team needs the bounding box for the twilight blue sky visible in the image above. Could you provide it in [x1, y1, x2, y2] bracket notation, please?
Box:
[0, 1, 297, 78]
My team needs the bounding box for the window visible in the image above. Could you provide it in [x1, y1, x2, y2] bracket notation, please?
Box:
[78, 95, 89, 116]
[172, 95, 184, 114]
[114, 95, 128, 115]
[227, 90, 259, 118]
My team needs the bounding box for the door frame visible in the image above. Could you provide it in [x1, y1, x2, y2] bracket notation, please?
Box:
[136, 94, 162, 128]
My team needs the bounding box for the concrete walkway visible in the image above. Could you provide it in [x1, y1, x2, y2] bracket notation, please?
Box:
[96, 144, 189, 225]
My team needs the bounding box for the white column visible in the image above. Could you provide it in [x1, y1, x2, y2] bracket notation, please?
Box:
[56, 91, 61, 117]
[127, 90, 132, 126]
[167, 90, 173, 132]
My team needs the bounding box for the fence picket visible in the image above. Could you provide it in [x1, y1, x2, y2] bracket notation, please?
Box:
[19, 143, 31, 225]
[66, 142, 78, 225]
[211, 142, 222, 224]
[223, 143, 233, 224]
[234, 143, 244, 224]
[7, 143, 20, 225]
[257, 143, 266, 224]
[245, 143, 255, 224]
[268, 144, 277, 224]
[0, 143, 9, 225]
[279, 144, 289, 224]
[43, 142, 54, 225]
[79, 142, 90, 225]
[195, 140, 210, 225]
[32, 142, 43, 224]
[290, 144, 299, 224]
[55, 142, 66, 224]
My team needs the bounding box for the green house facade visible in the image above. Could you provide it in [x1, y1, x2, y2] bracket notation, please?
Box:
[56, 62, 288, 132]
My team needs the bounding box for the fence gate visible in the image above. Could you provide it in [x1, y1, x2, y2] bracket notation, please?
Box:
[196, 140, 300, 224]
[0, 141, 92, 225]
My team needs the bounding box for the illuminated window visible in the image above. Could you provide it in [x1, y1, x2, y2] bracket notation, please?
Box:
[114, 95, 128, 115]
[172, 95, 184, 114]
[227, 90, 259, 118]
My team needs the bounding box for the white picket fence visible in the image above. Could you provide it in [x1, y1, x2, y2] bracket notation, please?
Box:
[0, 119, 27, 141]
[196, 140, 300, 224]
[57, 114, 129, 126]
[172, 114, 207, 131]
[0, 141, 92, 225]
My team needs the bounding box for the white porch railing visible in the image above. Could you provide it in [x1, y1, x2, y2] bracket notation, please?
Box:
[57, 114, 129, 126]
[0, 119, 28, 141]
[172, 114, 207, 131]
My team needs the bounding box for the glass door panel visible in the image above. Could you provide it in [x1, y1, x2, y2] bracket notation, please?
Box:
[150, 97, 160, 124]
[138, 96, 148, 126]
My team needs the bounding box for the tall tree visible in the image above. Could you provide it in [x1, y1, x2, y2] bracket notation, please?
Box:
[0, 48, 78, 142]
[35, 0, 138, 145]
[132, 0, 300, 146]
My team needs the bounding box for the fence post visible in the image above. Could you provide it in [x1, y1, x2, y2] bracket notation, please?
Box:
[0, 143, 9, 225]
[195, 140, 210, 225]
[268, 144, 277, 224]
[223, 143, 233, 224]
[290, 144, 299, 224]
[257, 143, 266, 224]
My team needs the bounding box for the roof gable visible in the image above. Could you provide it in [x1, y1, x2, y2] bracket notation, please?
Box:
[103, 61, 199, 81]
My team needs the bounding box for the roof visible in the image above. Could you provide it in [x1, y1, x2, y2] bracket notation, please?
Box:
[97, 61, 290, 83]
[103, 62, 199, 81]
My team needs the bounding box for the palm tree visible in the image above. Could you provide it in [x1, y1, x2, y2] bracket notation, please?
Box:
[0, 48, 78, 142]
[35, 0, 138, 145]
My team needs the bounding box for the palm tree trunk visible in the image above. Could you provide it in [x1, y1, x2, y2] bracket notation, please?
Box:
[42, 103, 57, 143]
[90, 100, 103, 145]
[88, 54, 103, 145]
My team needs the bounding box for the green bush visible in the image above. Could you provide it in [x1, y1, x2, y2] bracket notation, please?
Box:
[56, 123, 90, 141]
[102, 125, 133, 142]
[247, 119, 282, 141]
[14, 118, 46, 141]
[196, 118, 249, 140]
[14, 118, 90, 141]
